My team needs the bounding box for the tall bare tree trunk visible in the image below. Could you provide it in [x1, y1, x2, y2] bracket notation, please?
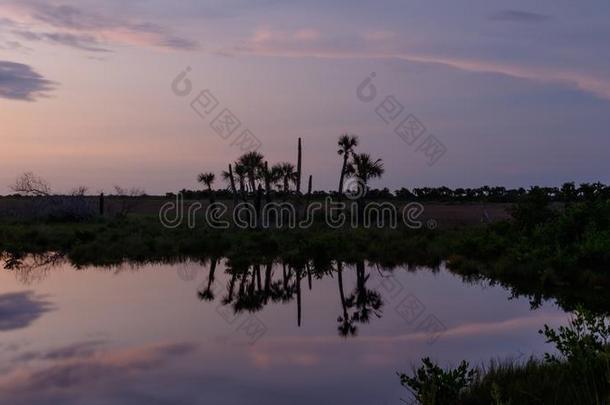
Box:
[338, 153, 348, 198]
[255, 184, 263, 229]
[228, 164, 238, 206]
[264, 161, 271, 203]
[337, 262, 348, 324]
[306, 175, 313, 207]
[296, 137, 302, 194]
[296, 266, 302, 327]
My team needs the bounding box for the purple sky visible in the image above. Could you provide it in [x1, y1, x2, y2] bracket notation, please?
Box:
[1, 0, 609, 194]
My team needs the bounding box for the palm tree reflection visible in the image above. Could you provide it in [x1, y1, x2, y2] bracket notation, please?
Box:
[206, 258, 384, 337]
[197, 257, 218, 301]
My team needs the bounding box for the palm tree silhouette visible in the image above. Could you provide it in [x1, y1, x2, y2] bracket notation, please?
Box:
[197, 172, 216, 204]
[274, 162, 297, 193]
[348, 153, 384, 220]
[238, 151, 265, 192]
[221, 165, 239, 205]
[197, 172, 215, 191]
[337, 134, 359, 198]
[345, 261, 383, 326]
[198, 258, 218, 301]
[349, 153, 384, 189]
[336, 261, 357, 337]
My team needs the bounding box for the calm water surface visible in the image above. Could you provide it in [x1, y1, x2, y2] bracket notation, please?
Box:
[0, 257, 569, 404]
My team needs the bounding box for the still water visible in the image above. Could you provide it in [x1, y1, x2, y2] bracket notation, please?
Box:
[0, 256, 568, 404]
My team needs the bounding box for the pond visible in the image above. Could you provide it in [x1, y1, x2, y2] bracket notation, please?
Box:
[0, 256, 569, 404]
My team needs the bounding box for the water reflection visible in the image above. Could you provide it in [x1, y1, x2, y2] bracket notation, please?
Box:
[193, 257, 388, 337]
[1, 251, 605, 330]
[0, 252, 570, 404]
[0, 291, 54, 331]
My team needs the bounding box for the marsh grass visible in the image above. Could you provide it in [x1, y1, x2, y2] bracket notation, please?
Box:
[401, 308, 610, 405]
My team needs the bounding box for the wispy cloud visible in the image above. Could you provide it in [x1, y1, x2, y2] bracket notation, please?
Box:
[0, 341, 197, 394]
[223, 27, 610, 101]
[15, 340, 106, 362]
[489, 10, 551, 23]
[0, 1, 198, 52]
[12, 30, 110, 52]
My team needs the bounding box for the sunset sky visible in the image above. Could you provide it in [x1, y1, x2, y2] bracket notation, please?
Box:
[1, 0, 609, 195]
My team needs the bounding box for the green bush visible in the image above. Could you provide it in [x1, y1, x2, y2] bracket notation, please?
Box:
[398, 357, 475, 405]
[400, 310, 610, 405]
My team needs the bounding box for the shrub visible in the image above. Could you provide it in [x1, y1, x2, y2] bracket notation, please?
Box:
[398, 357, 475, 405]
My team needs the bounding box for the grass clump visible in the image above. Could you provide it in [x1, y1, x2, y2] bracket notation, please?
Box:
[399, 308, 610, 405]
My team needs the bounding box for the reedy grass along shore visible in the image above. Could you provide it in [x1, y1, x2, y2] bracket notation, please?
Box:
[400, 307, 610, 405]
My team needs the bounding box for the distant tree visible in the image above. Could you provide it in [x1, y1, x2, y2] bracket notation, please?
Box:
[222, 164, 239, 205]
[70, 186, 88, 196]
[233, 163, 247, 196]
[395, 187, 415, 200]
[197, 172, 215, 192]
[269, 163, 284, 191]
[275, 162, 297, 193]
[560, 182, 578, 202]
[238, 151, 265, 192]
[10, 172, 51, 196]
[349, 153, 385, 192]
[197, 172, 216, 204]
[337, 134, 359, 198]
[113, 186, 145, 217]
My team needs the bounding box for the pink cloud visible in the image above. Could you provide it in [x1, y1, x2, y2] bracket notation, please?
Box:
[0, 1, 197, 52]
[226, 27, 610, 101]
[0, 341, 197, 393]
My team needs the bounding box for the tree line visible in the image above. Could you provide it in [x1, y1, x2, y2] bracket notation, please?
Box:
[192, 134, 384, 208]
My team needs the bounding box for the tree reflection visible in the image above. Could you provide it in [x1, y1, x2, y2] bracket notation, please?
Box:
[1, 252, 65, 284]
[345, 261, 383, 325]
[337, 261, 357, 337]
[197, 257, 218, 301]
[205, 257, 385, 337]
[5, 252, 603, 338]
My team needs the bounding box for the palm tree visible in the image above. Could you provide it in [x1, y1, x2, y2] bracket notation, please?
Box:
[275, 162, 297, 193]
[197, 172, 215, 191]
[221, 165, 238, 205]
[233, 163, 247, 197]
[269, 163, 284, 191]
[198, 258, 218, 301]
[348, 153, 384, 220]
[197, 172, 216, 204]
[349, 153, 384, 191]
[238, 151, 265, 192]
[345, 261, 383, 326]
[337, 134, 359, 197]
[221, 170, 231, 184]
[337, 261, 357, 337]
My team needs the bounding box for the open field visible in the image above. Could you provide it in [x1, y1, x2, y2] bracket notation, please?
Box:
[0, 196, 512, 227]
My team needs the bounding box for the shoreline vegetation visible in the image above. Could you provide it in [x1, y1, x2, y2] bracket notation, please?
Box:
[1, 196, 609, 310]
[399, 307, 610, 405]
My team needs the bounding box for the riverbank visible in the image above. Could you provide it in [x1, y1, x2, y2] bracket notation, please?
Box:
[1, 199, 608, 311]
